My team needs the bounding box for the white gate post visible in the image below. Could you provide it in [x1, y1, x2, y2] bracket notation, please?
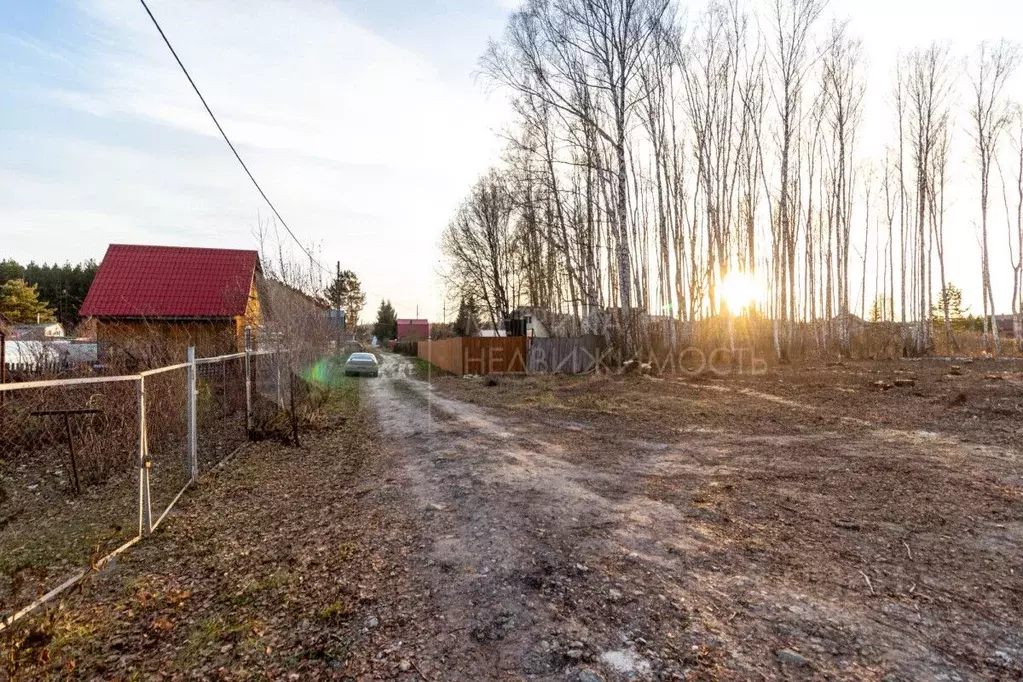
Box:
[137, 377, 153, 536]
[244, 327, 253, 439]
[186, 346, 198, 481]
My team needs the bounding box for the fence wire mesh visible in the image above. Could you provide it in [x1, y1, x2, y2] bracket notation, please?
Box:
[143, 368, 190, 526]
[0, 347, 288, 629]
[196, 356, 248, 474]
[0, 377, 140, 620]
[252, 350, 291, 431]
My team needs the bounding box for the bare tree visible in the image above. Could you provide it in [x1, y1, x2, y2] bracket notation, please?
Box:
[483, 0, 672, 350]
[441, 170, 517, 331]
[821, 20, 865, 354]
[905, 43, 956, 354]
[969, 39, 1020, 354]
[929, 128, 956, 350]
[767, 0, 827, 359]
[449, 0, 1023, 365]
[1010, 107, 1023, 349]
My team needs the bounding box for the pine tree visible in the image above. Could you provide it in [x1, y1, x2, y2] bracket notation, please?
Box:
[453, 296, 481, 337]
[933, 283, 970, 332]
[0, 259, 99, 327]
[373, 300, 398, 341]
[324, 269, 366, 330]
[0, 279, 57, 323]
[0, 259, 25, 284]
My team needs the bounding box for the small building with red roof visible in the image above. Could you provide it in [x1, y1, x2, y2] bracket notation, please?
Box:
[396, 318, 430, 341]
[80, 244, 262, 361]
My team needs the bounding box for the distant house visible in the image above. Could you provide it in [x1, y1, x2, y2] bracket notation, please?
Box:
[396, 319, 430, 341]
[508, 307, 575, 338]
[80, 244, 262, 361]
[831, 313, 868, 337]
[9, 322, 65, 341]
[479, 328, 507, 338]
[994, 314, 1018, 338]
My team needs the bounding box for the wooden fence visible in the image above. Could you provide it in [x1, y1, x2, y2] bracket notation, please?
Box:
[527, 335, 605, 374]
[418, 337, 528, 375]
[418, 337, 463, 375]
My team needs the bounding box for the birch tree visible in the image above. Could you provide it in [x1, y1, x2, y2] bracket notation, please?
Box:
[767, 0, 827, 359]
[906, 43, 956, 354]
[441, 171, 517, 330]
[969, 39, 1020, 353]
[483, 0, 672, 349]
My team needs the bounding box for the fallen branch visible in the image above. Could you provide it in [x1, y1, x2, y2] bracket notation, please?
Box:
[859, 570, 876, 595]
[412, 660, 433, 682]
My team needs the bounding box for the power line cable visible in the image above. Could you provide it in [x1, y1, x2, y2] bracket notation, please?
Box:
[137, 0, 330, 276]
[139, 1, 428, 317]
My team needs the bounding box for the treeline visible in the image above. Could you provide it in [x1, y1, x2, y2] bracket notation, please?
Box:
[0, 258, 98, 328]
[442, 0, 1023, 358]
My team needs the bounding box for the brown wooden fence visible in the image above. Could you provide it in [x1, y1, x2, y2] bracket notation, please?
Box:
[418, 337, 528, 376]
[527, 335, 605, 374]
[418, 337, 463, 375]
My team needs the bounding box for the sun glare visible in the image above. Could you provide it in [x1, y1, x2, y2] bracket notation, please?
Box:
[720, 271, 760, 312]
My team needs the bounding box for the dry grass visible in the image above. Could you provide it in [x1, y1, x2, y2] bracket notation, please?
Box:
[2, 381, 384, 679]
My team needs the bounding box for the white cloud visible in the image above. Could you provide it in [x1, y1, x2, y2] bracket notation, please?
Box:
[1, 0, 510, 319]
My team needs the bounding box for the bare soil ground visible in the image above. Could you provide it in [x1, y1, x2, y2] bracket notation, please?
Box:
[3, 354, 1020, 681]
[412, 356, 1023, 681]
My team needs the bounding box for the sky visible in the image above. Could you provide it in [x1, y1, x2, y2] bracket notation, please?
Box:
[2, 0, 1023, 322]
[0, 0, 517, 322]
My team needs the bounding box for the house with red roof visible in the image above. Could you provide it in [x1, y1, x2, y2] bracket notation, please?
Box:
[80, 244, 262, 361]
[396, 319, 430, 341]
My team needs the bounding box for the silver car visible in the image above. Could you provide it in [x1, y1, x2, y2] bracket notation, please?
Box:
[344, 352, 379, 377]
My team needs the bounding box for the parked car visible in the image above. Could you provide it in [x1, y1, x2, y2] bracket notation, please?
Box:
[344, 352, 379, 377]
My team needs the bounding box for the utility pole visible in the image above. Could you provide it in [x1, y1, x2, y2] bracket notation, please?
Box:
[336, 261, 342, 352]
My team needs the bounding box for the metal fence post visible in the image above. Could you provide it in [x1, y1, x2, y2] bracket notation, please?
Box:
[186, 346, 198, 482]
[137, 377, 153, 536]
[244, 327, 253, 439]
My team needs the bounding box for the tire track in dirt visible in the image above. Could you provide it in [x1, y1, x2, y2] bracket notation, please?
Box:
[363, 355, 696, 681]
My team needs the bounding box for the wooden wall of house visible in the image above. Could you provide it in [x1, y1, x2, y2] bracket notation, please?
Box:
[235, 281, 262, 349]
[96, 319, 240, 365]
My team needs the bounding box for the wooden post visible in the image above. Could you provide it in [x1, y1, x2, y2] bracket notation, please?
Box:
[137, 378, 153, 536]
[186, 346, 198, 481]
[275, 351, 283, 409]
[244, 326, 253, 439]
[30, 409, 101, 496]
[289, 367, 299, 447]
[63, 413, 81, 495]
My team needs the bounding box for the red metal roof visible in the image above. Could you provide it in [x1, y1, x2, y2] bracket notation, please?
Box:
[80, 244, 259, 319]
[396, 319, 430, 340]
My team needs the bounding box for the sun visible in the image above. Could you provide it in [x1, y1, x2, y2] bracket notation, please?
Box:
[720, 271, 760, 312]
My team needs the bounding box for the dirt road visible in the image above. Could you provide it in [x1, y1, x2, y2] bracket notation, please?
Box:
[356, 354, 1022, 681]
[360, 355, 695, 680]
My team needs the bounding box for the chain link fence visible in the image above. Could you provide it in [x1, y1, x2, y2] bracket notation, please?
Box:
[0, 341, 288, 632]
